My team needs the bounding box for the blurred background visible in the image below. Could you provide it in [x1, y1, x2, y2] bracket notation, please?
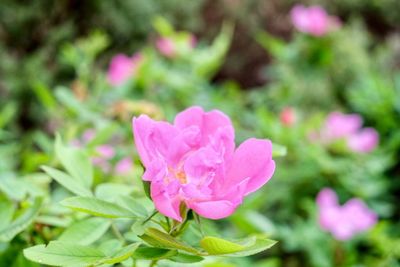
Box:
[1, 0, 400, 266]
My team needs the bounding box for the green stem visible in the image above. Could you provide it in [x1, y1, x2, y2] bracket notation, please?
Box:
[142, 210, 158, 225]
[149, 260, 158, 267]
[194, 213, 204, 236]
[111, 223, 125, 244]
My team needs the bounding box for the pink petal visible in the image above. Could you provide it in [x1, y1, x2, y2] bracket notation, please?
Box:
[174, 106, 235, 158]
[343, 198, 377, 231]
[226, 138, 275, 196]
[188, 200, 236, 220]
[322, 112, 363, 141]
[107, 54, 134, 86]
[82, 129, 96, 142]
[132, 115, 178, 167]
[316, 188, 338, 207]
[115, 157, 133, 174]
[156, 38, 176, 57]
[96, 145, 115, 159]
[347, 128, 379, 153]
[151, 181, 182, 221]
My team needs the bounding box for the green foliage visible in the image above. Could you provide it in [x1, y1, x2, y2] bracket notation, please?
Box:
[1, 3, 400, 267]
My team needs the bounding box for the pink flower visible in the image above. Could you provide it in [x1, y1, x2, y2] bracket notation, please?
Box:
[156, 38, 176, 58]
[319, 112, 379, 153]
[107, 53, 143, 86]
[96, 145, 115, 159]
[82, 129, 96, 142]
[115, 157, 133, 174]
[317, 188, 377, 240]
[132, 106, 275, 221]
[280, 107, 297, 127]
[92, 145, 115, 173]
[321, 112, 363, 141]
[290, 5, 341, 36]
[347, 128, 379, 153]
[156, 35, 196, 58]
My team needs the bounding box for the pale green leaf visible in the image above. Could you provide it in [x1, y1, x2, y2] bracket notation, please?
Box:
[55, 135, 93, 188]
[200, 236, 245, 255]
[58, 217, 111, 245]
[23, 241, 106, 266]
[103, 243, 140, 264]
[42, 166, 92, 197]
[0, 198, 43, 242]
[227, 237, 277, 257]
[0, 198, 14, 230]
[272, 143, 287, 158]
[61, 196, 137, 218]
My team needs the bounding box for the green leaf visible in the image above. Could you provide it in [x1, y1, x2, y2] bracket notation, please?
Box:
[60, 196, 137, 218]
[200, 236, 245, 255]
[58, 217, 111, 245]
[226, 237, 277, 257]
[103, 243, 140, 264]
[153, 16, 174, 36]
[0, 198, 43, 242]
[0, 198, 14, 230]
[42, 166, 93, 197]
[0, 177, 28, 200]
[200, 236, 276, 257]
[98, 239, 123, 257]
[95, 183, 134, 201]
[23, 241, 106, 266]
[140, 228, 201, 255]
[24, 241, 139, 267]
[132, 247, 177, 260]
[169, 252, 204, 263]
[272, 143, 287, 158]
[55, 134, 93, 188]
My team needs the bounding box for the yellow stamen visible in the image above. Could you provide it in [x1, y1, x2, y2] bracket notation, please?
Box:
[176, 170, 187, 184]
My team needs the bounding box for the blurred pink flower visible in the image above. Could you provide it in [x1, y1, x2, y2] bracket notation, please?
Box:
[96, 145, 115, 159]
[115, 157, 133, 174]
[347, 128, 379, 153]
[156, 38, 176, 57]
[133, 106, 275, 221]
[92, 145, 115, 173]
[82, 129, 96, 142]
[317, 188, 377, 240]
[321, 112, 362, 141]
[319, 112, 378, 153]
[290, 5, 341, 36]
[107, 53, 143, 86]
[280, 107, 297, 127]
[156, 35, 196, 58]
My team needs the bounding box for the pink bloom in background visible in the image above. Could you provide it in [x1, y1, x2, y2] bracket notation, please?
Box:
[321, 112, 362, 141]
[317, 188, 377, 240]
[156, 34, 196, 58]
[115, 157, 133, 175]
[156, 38, 176, 57]
[92, 145, 115, 173]
[319, 112, 379, 153]
[107, 53, 143, 86]
[133, 106, 275, 221]
[290, 5, 341, 36]
[96, 145, 115, 159]
[280, 107, 297, 127]
[347, 128, 379, 153]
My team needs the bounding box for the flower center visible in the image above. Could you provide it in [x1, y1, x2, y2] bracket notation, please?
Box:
[167, 167, 187, 184]
[176, 170, 187, 184]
